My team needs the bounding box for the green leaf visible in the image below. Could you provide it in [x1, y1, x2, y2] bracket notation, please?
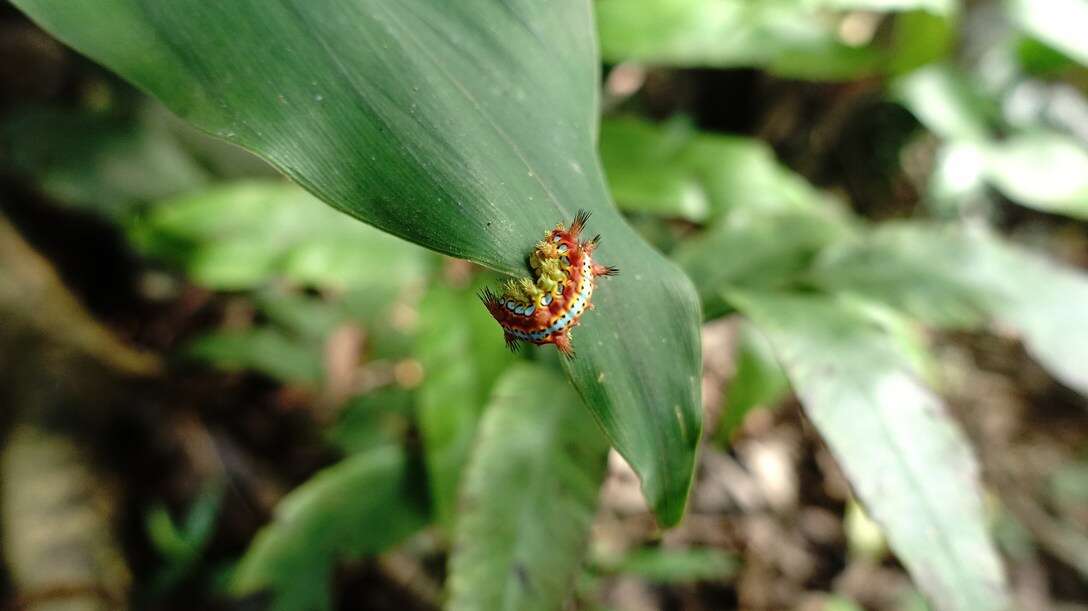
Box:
[811, 226, 992, 329]
[132, 181, 430, 292]
[1015, 36, 1077, 75]
[145, 481, 225, 594]
[674, 209, 853, 318]
[896, 66, 1088, 220]
[252, 290, 354, 345]
[812, 222, 1088, 395]
[232, 446, 427, 611]
[925, 142, 990, 216]
[599, 118, 713, 222]
[729, 291, 1010, 611]
[894, 64, 996, 141]
[16, 0, 703, 526]
[1007, 0, 1088, 66]
[886, 10, 958, 75]
[595, 547, 737, 584]
[415, 277, 516, 529]
[327, 388, 415, 455]
[597, 0, 954, 80]
[1, 106, 209, 218]
[716, 321, 791, 443]
[447, 364, 609, 611]
[597, 0, 880, 79]
[186, 328, 323, 385]
[814, 0, 956, 15]
[983, 132, 1088, 219]
[600, 117, 837, 222]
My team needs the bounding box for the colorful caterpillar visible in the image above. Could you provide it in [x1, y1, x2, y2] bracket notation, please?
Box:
[481, 210, 618, 358]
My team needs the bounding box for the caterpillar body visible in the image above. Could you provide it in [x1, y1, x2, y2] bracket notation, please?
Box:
[481, 210, 618, 358]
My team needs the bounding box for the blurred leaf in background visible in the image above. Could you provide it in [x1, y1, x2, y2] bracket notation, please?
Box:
[232, 446, 428, 611]
[1006, 0, 1088, 67]
[596, 0, 956, 80]
[896, 64, 1088, 219]
[601, 116, 842, 223]
[415, 277, 516, 529]
[1, 106, 209, 219]
[812, 223, 1088, 395]
[729, 291, 1010, 611]
[132, 181, 434, 392]
[447, 364, 609, 611]
[131, 181, 432, 293]
[144, 481, 225, 596]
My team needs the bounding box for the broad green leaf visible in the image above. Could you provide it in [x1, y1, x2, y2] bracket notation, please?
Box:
[716, 321, 791, 443]
[983, 132, 1088, 219]
[894, 64, 996, 141]
[811, 228, 991, 330]
[132, 182, 430, 292]
[1, 106, 208, 218]
[1007, 0, 1088, 66]
[729, 291, 1010, 611]
[600, 117, 837, 222]
[232, 446, 427, 611]
[812, 222, 1088, 395]
[674, 209, 853, 318]
[16, 0, 703, 526]
[447, 364, 609, 611]
[415, 277, 516, 529]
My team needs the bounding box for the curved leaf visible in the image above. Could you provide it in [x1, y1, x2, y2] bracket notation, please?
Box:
[729, 291, 1010, 611]
[132, 181, 432, 291]
[1007, 0, 1088, 67]
[596, 0, 881, 79]
[415, 278, 516, 528]
[812, 222, 1088, 396]
[983, 132, 1088, 219]
[447, 364, 609, 611]
[596, 0, 952, 80]
[14, 0, 703, 524]
[600, 116, 838, 223]
[1, 106, 209, 219]
[232, 446, 428, 611]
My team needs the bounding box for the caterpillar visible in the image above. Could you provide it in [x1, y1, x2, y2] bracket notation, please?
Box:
[480, 210, 618, 358]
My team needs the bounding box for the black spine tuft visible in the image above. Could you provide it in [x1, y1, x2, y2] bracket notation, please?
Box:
[571, 209, 591, 234]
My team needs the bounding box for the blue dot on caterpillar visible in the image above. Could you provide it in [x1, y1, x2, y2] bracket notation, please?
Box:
[480, 210, 619, 359]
